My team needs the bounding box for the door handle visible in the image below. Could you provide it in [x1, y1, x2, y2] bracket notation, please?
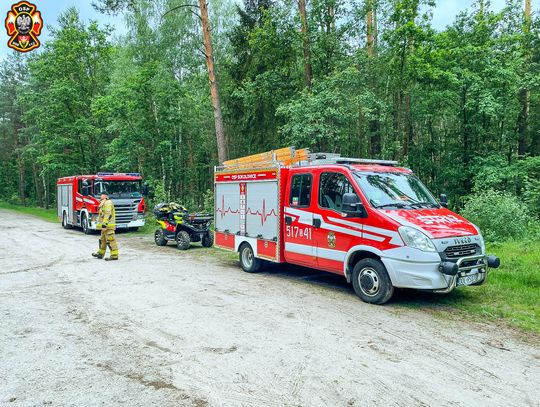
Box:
[313, 218, 321, 228]
[285, 216, 293, 225]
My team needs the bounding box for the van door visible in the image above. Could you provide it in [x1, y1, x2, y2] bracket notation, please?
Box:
[283, 172, 316, 266]
[313, 171, 363, 274]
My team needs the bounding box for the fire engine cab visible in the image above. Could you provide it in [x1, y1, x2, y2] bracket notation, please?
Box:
[57, 173, 147, 233]
[214, 147, 500, 304]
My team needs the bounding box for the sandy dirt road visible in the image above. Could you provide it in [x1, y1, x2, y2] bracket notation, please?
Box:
[0, 209, 538, 407]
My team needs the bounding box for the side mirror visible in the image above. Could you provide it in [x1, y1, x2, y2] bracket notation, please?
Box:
[440, 194, 448, 208]
[342, 193, 368, 218]
[142, 183, 149, 196]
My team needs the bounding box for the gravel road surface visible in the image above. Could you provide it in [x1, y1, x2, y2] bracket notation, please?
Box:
[0, 209, 538, 407]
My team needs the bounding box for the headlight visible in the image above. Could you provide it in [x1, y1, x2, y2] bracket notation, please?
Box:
[398, 226, 436, 252]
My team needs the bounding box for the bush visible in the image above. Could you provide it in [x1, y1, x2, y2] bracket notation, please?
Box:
[461, 190, 535, 241]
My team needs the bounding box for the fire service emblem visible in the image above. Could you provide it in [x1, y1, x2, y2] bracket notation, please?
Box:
[5, 1, 42, 52]
[327, 231, 336, 248]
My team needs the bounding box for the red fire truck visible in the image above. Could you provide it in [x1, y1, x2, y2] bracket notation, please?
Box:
[214, 147, 500, 304]
[57, 173, 147, 233]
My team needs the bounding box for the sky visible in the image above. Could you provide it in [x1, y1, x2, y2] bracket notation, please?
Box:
[0, 0, 539, 59]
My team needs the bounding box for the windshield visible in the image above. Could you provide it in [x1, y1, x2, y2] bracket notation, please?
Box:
[93, 180, 142, 199]
[353, 172, 439, 210]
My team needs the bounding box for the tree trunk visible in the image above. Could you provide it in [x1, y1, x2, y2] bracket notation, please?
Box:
[366, 0, 375, 57]
[298, 0, 313, 88]
[198, 0, 227, 164]
[518, 0, 531, 156]
[367, 0, 380, 157]
[403, 92, 412, 157]
[32, 163, 43, 206]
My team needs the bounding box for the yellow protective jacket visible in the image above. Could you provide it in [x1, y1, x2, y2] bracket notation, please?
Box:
[97, 198, 116, 229]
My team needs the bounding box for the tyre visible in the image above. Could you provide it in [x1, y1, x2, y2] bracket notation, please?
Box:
[175, 230, 191, 250]
[201, 232, 214, 248]
[81, 213, 91, 234]
[154, 229, 167, 246]
[239, 243, 262, 273]
[62, 212, 72, 229]
[352, 258, 394, 304]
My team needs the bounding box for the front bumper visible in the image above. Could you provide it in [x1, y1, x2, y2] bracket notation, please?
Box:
[382, 250, 498, 291]
[433, 254, 488, 293]
[89, 218, 145, 230]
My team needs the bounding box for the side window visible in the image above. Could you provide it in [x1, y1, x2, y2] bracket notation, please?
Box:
[289, 174, 312, 207]
[319, 172, 358, 211]
[78, 180, 83, 194]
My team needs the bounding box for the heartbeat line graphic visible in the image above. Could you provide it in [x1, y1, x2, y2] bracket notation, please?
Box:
[216, 195, 239, 218]
[246, 199, 277, 226]
[216, 196, 277, 225]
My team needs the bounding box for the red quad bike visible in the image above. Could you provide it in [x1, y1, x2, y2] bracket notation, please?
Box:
[154, 202, 213, 250]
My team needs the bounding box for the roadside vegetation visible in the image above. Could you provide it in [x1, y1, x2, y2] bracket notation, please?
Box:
[0, 201, 57, 222]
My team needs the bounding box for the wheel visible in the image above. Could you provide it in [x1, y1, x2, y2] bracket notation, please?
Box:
[352, 258, 394, 304]
[62, 212, 72, 229]
[239, 243, 262, 273]
[175, 230, 191, 250]
[81, 213, 91, 234]
[154, 229, 167, 246]
[201, 232, 214, 248]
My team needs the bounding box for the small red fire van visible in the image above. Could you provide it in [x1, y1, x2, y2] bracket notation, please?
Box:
[214, 148, 500, 304]
[57, 172, 146, 233]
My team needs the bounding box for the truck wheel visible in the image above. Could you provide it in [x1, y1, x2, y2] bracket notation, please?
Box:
[62, 212, 72, 229]
[201, 232, 214, 248]
[154, 229, 167, 246]
[239, 243, 262, 273]
[352, 258, 394, 304]
[176, 230, 191, 250]
[81, 213, 91, 234]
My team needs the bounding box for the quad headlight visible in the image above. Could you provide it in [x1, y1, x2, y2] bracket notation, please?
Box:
[398, 226, 436, 252]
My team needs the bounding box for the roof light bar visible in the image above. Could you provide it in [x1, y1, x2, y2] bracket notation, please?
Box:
[97, 172, 141, 177]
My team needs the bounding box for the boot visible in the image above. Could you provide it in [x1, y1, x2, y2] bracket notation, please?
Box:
[104, 256, 118, 261]
[92, 252, 103, 259]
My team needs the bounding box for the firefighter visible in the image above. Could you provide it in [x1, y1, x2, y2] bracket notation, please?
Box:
[92, 192, 119, 261]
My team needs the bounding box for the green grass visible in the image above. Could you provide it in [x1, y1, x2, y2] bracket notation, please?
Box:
[0, 201, 58, 222]
[393, 240, 540, 336]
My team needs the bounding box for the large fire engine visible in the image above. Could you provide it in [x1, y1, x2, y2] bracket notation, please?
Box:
[214, 147, 500, 304]
[57, 173, 147, 233]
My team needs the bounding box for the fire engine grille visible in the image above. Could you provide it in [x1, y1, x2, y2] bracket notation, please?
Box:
[114, 200, 140, 224]
[444, 244, 478, 259]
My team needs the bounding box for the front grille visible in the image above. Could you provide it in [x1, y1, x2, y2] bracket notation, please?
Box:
[444, 244, 478, 258]
[114, 200, 140, 224]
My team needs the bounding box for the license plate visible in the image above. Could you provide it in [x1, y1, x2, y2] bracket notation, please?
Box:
[457, 272, 483, 286]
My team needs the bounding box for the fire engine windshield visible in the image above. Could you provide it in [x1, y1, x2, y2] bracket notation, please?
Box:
[93, 180, 142, 199]
[353, 172, 439, 210]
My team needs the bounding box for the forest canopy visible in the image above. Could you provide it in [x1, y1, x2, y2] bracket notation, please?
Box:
[0, 0, 538, 219]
